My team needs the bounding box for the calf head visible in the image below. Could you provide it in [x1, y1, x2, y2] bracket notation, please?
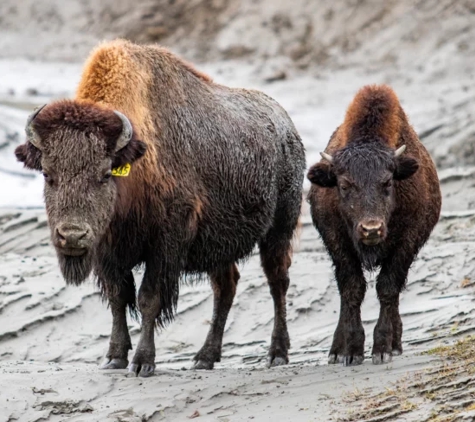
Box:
[308, 142, 418, 247]
[15, 100, 146, 284]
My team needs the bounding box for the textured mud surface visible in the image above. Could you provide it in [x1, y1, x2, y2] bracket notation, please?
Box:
[1, 170, 475, 421]
[1, 1, 474, 419]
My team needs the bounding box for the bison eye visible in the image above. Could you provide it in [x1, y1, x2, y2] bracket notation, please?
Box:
[339, 183, 351, 192]
[42, 172, 53, 184]
[383, 179, 393, 188]
[101, 171, 112, 183]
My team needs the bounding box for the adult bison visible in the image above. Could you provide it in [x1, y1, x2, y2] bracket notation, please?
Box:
[307, 85, 441, 366]
[15, 40, 305, 376]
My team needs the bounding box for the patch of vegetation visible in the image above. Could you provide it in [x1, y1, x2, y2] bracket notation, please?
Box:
[336, 336, 475, 421]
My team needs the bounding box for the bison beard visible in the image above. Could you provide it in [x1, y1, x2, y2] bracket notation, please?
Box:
[307, 84, 441, 367]
[58, 252, 94, 286]
[15, 40, 305, 378]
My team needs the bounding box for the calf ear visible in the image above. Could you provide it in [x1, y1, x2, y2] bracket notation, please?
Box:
[112, 140, 147, 168]
[307, 162, 337, 187]
[394, 156, 419, 180]
[14, 142, 42, 171]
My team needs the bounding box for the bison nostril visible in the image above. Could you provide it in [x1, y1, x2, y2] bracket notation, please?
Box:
[78, 230, 88, 240]
[360, 222, 383, 237]
[56, 225, 89, 246]
[57, 228, 66, 241]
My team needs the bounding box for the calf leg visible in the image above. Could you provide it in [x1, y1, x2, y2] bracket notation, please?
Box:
[129, 263, 179, 377]
[260, 236, 293, 367]
[329, 257, 367, 366]
[99, 272, 135, 369]
[193, 263, 240, 370]
[372, 255, 410, 364]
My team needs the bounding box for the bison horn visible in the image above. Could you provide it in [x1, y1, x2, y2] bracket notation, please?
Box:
[394, 145, 406, 157]
[25, 104, 47, 149]
[320, 152, 334, 163]
[113, 111, 133, 151]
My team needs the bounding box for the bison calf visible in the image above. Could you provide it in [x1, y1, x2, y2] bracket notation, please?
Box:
[15, 40, 305, 376]
[307, 85, 441, 366]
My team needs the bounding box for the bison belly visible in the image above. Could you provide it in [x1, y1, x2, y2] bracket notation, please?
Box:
[185, 197, 276, 272]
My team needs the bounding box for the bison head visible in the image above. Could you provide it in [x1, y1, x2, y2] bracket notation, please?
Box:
[308, 142, 418, 248]
[15, 101, 146, 284]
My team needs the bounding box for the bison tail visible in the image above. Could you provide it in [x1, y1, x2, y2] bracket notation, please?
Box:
[342, 84, 401, 146]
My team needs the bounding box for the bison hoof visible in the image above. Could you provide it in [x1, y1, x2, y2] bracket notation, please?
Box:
[328, 354, 343, 364]
[329, 354, 364, 366]
[193, 360, 215, 370]
[267, 356, 288, 368]
[372, 352, 392, 365]
[100, 358, 129, 370]
[127, 363, 156, 377]
[392, 348, 403, 356]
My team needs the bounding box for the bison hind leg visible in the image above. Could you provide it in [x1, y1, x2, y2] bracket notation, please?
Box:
[259, 228, 295, 368]
[193, 263, 240, 370]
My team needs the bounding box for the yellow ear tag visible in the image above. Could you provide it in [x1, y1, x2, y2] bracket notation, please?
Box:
[111, 163, 131, 177]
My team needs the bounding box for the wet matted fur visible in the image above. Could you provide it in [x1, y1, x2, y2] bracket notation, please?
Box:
[15, 40, 305, 376]
[307, 85, 441, 366]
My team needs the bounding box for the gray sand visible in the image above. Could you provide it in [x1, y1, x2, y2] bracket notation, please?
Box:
[1, 1, 475, 420]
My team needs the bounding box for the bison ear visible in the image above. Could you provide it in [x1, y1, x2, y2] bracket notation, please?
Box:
[15, 142, 42, 171]
[394, 156, 419, 180]
[307, 162, 337, 187]
[112, 140, 147, 168]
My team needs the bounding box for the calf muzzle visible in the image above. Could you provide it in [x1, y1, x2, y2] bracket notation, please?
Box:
[358, 220, 384, 246]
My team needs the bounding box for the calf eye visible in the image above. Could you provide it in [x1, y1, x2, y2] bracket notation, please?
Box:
[101, 171, 112, 183]
[383, 179, 393, 188]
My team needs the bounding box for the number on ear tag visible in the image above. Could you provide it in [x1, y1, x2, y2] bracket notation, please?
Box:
[111, 163, 131, 177]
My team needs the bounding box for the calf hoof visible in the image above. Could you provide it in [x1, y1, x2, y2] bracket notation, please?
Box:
[392, 348, 403, 356]
[100, 358, 129, 370]
[127, 363, 156, 377]
[193, 360, 214, 370]
[372, 352, 392, 365]
[267, 356, 288, 368]
[329, 354, 364, 366]
[328, 354, 344, 364]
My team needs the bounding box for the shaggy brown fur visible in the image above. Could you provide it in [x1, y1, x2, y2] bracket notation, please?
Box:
[15, 39, 305, 377]
[307, 84, 441, 366]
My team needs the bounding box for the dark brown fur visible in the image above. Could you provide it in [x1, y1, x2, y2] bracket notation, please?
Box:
[15, 40, 305, 376]
[307, 85, 441, 366]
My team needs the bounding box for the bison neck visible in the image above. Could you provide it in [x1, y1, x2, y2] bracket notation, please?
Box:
[354, 242, 387, 271]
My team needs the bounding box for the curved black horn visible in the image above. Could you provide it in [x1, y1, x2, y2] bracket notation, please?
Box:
[25, 104, 47, 149]
[114, 111, 133, 152]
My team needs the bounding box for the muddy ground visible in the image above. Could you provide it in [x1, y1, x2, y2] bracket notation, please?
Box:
[1, 170, 475, 421]
[1, 1, 475, 421]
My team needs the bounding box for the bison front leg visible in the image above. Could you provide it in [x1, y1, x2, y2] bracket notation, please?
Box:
[99, 273, 135, 370]
[193, 263, 240, 370]
[128, 264, 179, 378]
[372, 256, 409, 364]
[330, 259, 367, 366]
